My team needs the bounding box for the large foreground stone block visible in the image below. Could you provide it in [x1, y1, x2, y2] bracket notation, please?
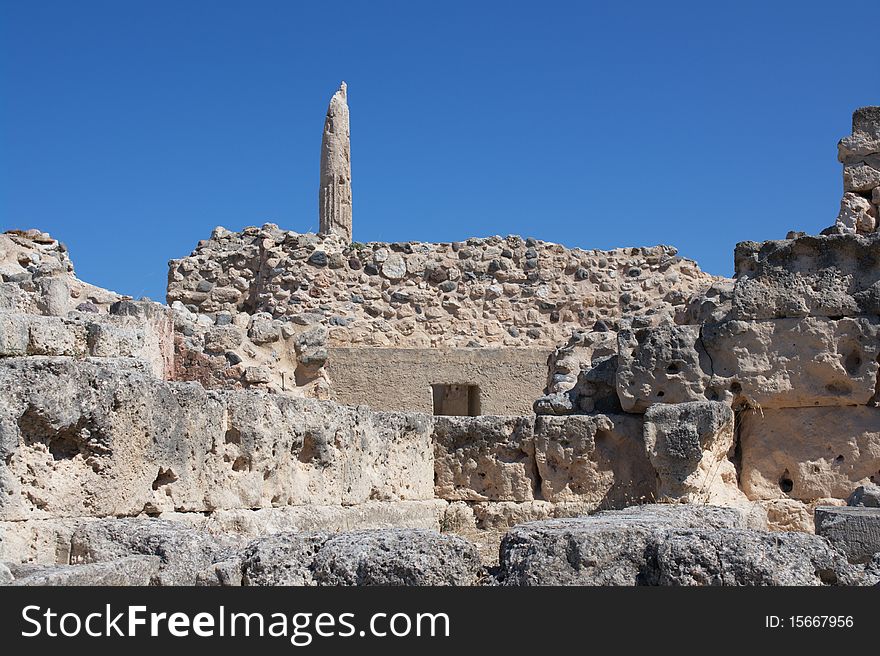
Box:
[815, 506, 880, 564]
[496, 504, 750, 586]
[739, 407, 880, 503]
[433, 416, 535, 502]
[732, 233, 880, 320]
[533, 414, 654, 505]
[643, 529, 857, 586]
[7, 556, 160, 586]
[241, 529, 482, 586]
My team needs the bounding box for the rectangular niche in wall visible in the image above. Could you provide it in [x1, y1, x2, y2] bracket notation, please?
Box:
[431, 384, 481, 416]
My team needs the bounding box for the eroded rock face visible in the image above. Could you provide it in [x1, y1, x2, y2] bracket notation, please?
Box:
[643, 402, 744, 505]
[814, 506, 880, 564]
[732, 233, 880, 320]
[849, 484, 880, 507]
[616, 317, 880, 412]
[0, 230, 120, 317]
[533, 414, 654, 506]
[496, 504, 752, 586]
[7, 556, 160, 586]
[835, 107, 880, 235]
[241, 529, 481, 586]
[739, 407, 880, 503]
[433, 416, 536, 502]
[643, 529, 858, 586]
[69, 518, 244, 585]
[0, 357, 434, 520]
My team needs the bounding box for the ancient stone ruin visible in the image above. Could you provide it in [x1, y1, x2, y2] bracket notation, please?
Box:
[0, 93, 878, 586]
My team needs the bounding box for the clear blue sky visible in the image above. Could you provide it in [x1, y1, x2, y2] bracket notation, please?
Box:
[2, 1, 877, 301]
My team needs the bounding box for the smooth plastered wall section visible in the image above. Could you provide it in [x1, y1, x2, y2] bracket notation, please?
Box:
[327, 347, 551, 415]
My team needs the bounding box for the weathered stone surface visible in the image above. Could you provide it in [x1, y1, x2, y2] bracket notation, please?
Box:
[616, 324, 709, 412]
[815, 506, 880, 564]
[0, 562, 13, 584]
[240, 533, 326, 586]
[616, 317, 880, 412]
[162, 500, 448, 536]
[8, 556, 160, 586]
[733, 233, 880, 320]
[644, 529, 857, 586]
[433, 416, 535, 502]
[676, 280, 734, 325]
[69, 518, 245, 585]
[318, 82, 352, 242]
[644, 402, 744, 504]
[836, 192, 877, 234]
[0, 357, 433, 520]
[311, 530, 482, 586]
[241, 529, 481, 586]
[739, 407, 880, 503]
[168, 226, 715, 350]
[497, 504, 750, 586]
[848, 483, 880, 507]
[533, 414, 654, 505]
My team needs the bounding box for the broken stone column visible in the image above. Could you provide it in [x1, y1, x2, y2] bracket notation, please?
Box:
[318, 82, 352, 242]
[834, 106, 880, 234]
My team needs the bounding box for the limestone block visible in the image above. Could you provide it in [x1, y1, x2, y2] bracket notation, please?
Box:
[836, 192, 877, 234]
[616, 324, 709, 412]
[616, 317, 880, 411]
[848, 483, 880, 507]
[69, 518, 245, 585]
[0, 357, 434, 520]
[28, 316, 87, 356]
[702, 316, 880, 409]
[739, 406, 880, 503]
[533, 413, 654, 505]
[0, 313, 28, 356]
[240, 529, 481, 586]
[843, 161, 880, 193]
[643, 401, 744, 504]
[433, 416, 536, 502]
[732, 233, 880, 320]
[814, 506, 880, 564]
[162, 500, 448, 536]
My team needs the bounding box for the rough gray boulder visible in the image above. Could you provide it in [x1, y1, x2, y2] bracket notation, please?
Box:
[311, 529, 482, 586]
[241, 529, 481, 586]
[497, 504, 750, 586]
[644, 529, 858, 586]
[240, 533, 328, 586]
[814, 506, 880, 564]
[69, 518, 245, 585]
[8, 556, 160, 586]
[848, 484, 880, 508]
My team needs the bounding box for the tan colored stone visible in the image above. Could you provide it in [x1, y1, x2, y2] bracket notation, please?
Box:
[616, 317, 880, 412]
[643, 402, 745, 505]
[433, 416, 535, 502]
[739, 406, 880, 503]
[533, 413, 654, 504]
